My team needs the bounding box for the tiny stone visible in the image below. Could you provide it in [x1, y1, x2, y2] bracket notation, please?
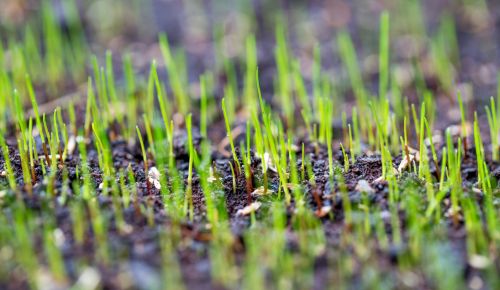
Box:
[355, 180, 375, 194]
[74, 267, 101, 290]
[380, 210, 391, 221]
[53, 228, 66, 248]
[469, 255, 490, 269]
[0, 170, 6, 177]
[469, 275, 483, 290]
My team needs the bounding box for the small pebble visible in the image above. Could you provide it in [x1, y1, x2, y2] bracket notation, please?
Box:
[468, 255, 490, 269]
[74, 267, 101, 290]
[355, 180, 375, 194]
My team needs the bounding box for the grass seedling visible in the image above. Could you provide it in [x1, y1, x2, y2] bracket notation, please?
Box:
[92, 122, 113, 188]
[159, 34, 188, 114]
[445, 129, 462, 227]
[185, 114, 195, 220]
[244, 35, 257, 110]
[301, 143, 306, 181]
[0, 134, 16, 191]
[17, 138, 32, 197]
[337, 30, 366, 110]
[327, 117, 334, 177]
[159, 227, 186, 290]
[485, 97, 499, 161]
[340, 143, 349, 172]
[275, 24, 293, 127]
[424, 117, 440, 180]
[12, 209, 39, 289]
[294, 61, 312, 131]
[136, 126, 151, 197]
[52, 108, 64, 168]
[26, 74, 51, 166]
[84, 77, 96, 138]
[348, 124, 355, 165]
[228, 161, 237, 194]
[200, 74, 208, 138]
[379, 11, 390, 99]
[69, 196, 86, 247]
[106, 51, 123, 128]
[92, 57, 110, 124]
[256, 69, 290, 203]
[87, 198, 110, 265]
[474, 111, 499, 243]
[457, 91, 468, 153]
[27, 118, 36, 184]
[240, 143, 253, 205]
[43, 223, 67, 283]
[222, 98, 241, 175]
[127, 164, 141, 217]
[143, 114, 155, 157]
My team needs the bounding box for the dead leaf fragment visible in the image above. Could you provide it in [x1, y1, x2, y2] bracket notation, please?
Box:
[67, 136, 77, 155]
[472, 187, 482, 195]
[236, 202, 261, 216]
[207, 167, 217, 183]
[251, 186, 274, 196]
[315, 205, 332, 218]
[286, 183, 301, 191]
[148, 167, 161, 190]
[398, 147, 420, 173]
[258, 152, 278, 173]
[444, 206, 463, 221]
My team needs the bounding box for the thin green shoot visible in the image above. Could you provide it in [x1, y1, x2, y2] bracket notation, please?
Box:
[379, 11, 390, 99]
[457, 91, 468, 153]
[185, 114, 195, 220]
[136, 126, 151, 196]
[222, 98, 241, 175]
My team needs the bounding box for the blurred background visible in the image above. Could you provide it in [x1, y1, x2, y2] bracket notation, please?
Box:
[0, 0, 499, 126]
